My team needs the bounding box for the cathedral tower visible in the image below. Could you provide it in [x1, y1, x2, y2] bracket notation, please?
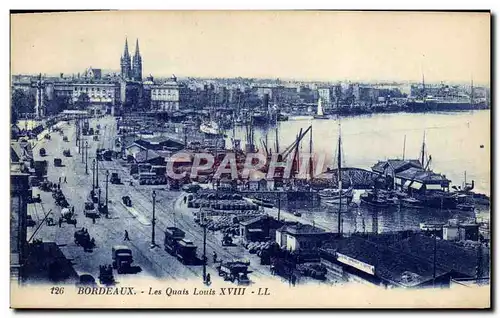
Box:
[132, 39, 143, 82]
[120, 38, 132, 80]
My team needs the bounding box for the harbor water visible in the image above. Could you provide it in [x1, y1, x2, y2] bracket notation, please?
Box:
[227, 110, 491, 234]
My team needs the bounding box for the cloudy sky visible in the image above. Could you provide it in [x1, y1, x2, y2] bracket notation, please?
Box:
[11, 11, 490, 84]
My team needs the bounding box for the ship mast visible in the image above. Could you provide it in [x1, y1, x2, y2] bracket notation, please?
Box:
[402, 134, 407, 160]
[309, 125, 313, 180]
[337, 120, 342, 236]
[422, 72, 426, 99]
[275, 125, 280, 153]
[470, 76, 474, 104]
[420, 131, 426, 167]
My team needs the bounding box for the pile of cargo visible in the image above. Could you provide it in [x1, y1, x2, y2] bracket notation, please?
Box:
[296, 263, 327, 280]
[196, 190, 243, 200]
[244, 241, 274, 255]
[188, 199, 258, 211]
[195, 212, 261, 231]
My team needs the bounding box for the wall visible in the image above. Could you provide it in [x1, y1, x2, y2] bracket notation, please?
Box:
[10, 173, 30, 283]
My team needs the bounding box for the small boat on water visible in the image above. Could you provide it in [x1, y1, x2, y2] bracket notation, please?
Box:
[318, 187, 353, 204]
[277, 113, 289, 121]
[313, 98, 329, 119]
[400, 197, 424, 209]
[360, 191, 389, 208]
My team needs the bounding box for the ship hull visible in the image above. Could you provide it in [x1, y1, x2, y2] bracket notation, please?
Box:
[252, 115, 270, 125]
[406, 101, 488, 112]
[413, 193, 457, 209]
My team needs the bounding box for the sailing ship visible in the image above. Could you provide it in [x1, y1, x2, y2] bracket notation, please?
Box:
[318, 123, 353, 205]
[313, 98, 329, 119]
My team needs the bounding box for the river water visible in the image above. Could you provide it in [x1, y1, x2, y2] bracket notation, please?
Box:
[227, 110, 491, 234]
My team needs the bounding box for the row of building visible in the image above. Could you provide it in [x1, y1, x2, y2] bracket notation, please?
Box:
[9, 37, 417, 119]
[238, 214, 487, 288]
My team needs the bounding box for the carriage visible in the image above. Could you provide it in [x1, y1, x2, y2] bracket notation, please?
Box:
[98, 265, 115, 285]
[74, 229, 95, 250]
[60, 207, 77, 225]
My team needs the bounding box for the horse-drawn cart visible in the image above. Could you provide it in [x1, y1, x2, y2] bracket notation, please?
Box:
[74, 229, 95, 250]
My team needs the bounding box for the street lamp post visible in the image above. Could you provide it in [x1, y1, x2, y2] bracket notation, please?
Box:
[85, 141, 88, 173]
[95, 155, 99, 188]
[92, 159, 96, 189]
[277, 191, 281, 222]
[202, 217, 207, 283]
[105, 170, 109, 206]
[151, 190, 156, 248]
[81, 138, 84, 163]
[98, 188, 102, 210]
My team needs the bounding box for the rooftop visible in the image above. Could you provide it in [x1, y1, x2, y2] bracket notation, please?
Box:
[279, 223, 326, 235]
[240, 214, 269, 227]
[372, 159, 423, 173]
[389, 234, 485, 278]
[395, 167, 450, 184]
[134, 149, 161, 163]
[322, 236, 450, 287]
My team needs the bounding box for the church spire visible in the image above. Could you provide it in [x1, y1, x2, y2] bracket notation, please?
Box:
[134, 38, 140, 57]
[121, 37, 132, 79]
[132, 38, 142, 81]
[123, 37, 130, 58]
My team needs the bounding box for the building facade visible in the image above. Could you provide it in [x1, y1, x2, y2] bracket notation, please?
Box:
[144, 75, 181, 112]
[317, 87, 333, 111]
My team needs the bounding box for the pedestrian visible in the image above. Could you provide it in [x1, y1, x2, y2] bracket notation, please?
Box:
[124, 230, 130, 241]
[212, 251, 217, 263]
[92, 216, 96, 224]
[58, 218, 62, 228]
[291, 274, 297, 287]
[64, 176, 67, 183]
[58, 177, 61, 184]
[57, 183, 60, 190]
[72, 206, 75, 214]
[205, 273, 211, 286]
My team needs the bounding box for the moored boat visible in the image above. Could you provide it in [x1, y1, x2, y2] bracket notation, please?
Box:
[313, 98, 329, 119]
[400, 197, 424, 209]
[318, 187, 353, 204]
[360, 191, 389, 208]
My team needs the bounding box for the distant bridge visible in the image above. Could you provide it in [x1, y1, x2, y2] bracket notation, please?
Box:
[314, 167, 378, 190]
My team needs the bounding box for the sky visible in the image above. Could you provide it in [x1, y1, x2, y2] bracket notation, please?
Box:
[11, 11, 490, 84]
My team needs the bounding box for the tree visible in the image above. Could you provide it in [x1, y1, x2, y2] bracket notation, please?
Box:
[12, 89, 35, 114]
[46, 95, 71, 115]
[11, 103, 18, 124]
[75, 93, 90, 110]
